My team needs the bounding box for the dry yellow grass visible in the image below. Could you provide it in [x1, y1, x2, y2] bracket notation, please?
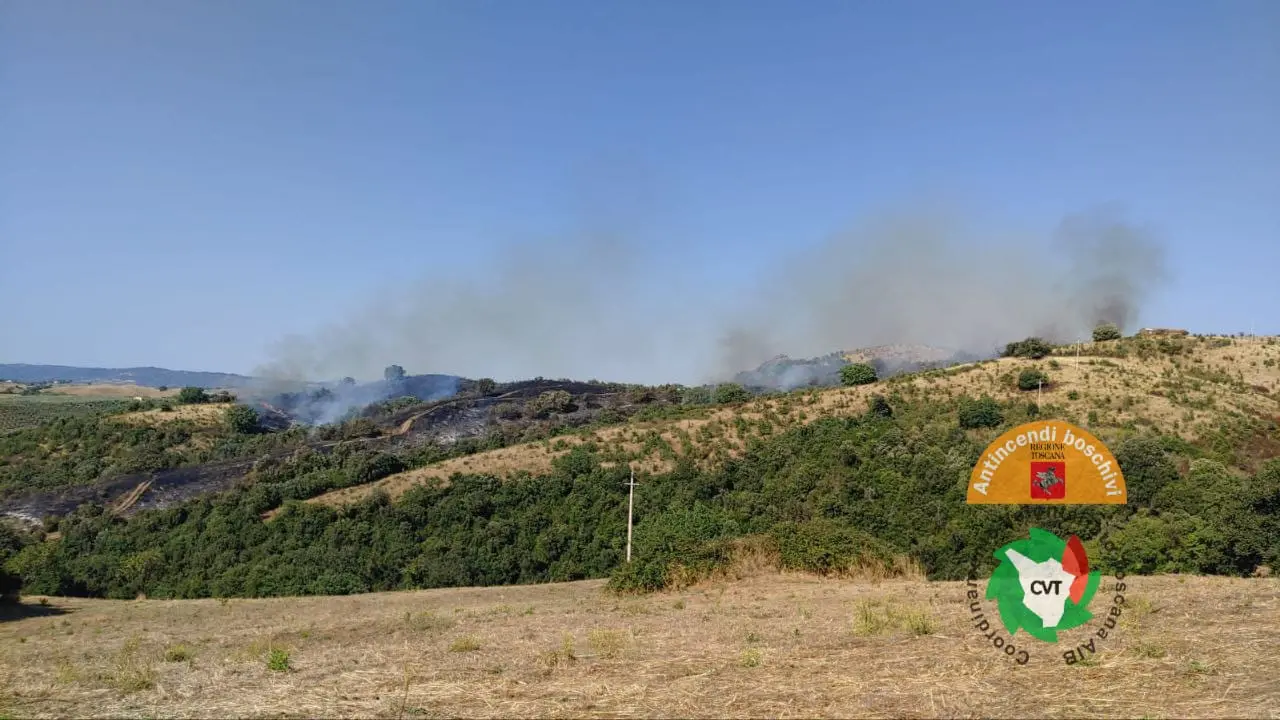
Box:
[304, 336, 1280, 509]
[112, 403, 235, 426]
[1, 573, 1275, 718]
[40, 383, 181, 399]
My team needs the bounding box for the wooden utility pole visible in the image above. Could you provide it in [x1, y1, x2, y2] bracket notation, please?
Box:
[625, 466, 637, 563]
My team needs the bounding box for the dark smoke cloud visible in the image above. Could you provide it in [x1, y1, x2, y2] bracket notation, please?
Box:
[1054, 207, 1170, 331]
[254, 203, 1170, 390]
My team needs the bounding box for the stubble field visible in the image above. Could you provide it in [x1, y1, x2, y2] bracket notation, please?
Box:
[1, 573, 1276, 719]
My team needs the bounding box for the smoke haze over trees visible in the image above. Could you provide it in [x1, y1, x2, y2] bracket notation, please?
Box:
[255, 202, 1170, 386]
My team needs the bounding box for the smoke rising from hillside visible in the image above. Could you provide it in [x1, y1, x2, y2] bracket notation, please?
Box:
[715, 205, 1170, 375]
[255, 204, 1169, 388]
[255, 232, 710, 385]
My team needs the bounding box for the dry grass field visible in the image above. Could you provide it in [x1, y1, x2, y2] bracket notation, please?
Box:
[111, 403, 235, 427]
[40, 384, 181, 399]
[1, 572, 1275, 719]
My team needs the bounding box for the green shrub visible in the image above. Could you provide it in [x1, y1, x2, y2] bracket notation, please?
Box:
[353, 453, 407, 485]
[1003, 337, 1053, 359]
[176, 387, 208, 404]
[164, 643, 194, 662]
[449, 635, 482, 652]
[1018, 368, 1049, 391]
[224, 405, 260, 434]
[606, 558, 671, 593]
[713, 383, 752, 405]
[266, 648, 290, 672]
[868, 395, 893, 418]
[771, 519, 897, 575]
[1093, 324, 1122, 342]
[839, 363, 878, 387]
[958, 395, 1003, 429]
[1115, 437, 1179, 507]
[528, 390, 575, 418]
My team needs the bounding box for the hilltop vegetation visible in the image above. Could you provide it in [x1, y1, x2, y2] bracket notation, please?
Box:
[4, 334, 1278, 602]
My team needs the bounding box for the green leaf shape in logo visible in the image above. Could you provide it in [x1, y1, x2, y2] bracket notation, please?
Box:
[985, 527, 1101, 643]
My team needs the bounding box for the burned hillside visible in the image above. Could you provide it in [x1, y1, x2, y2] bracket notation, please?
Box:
[1, 377, 682, 523]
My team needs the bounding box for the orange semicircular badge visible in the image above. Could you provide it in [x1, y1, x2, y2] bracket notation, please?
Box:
[966, 420, 1126, 505]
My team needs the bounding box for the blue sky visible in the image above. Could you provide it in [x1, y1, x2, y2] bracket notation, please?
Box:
[2, 1, 1277, 377]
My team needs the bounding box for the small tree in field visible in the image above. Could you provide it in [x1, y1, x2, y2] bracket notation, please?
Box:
[868, 394, 893, 418]
[840, 363, 878, 386]
[177, 386, 208, 404]
[383, 365, 406, 383]
[1018, 368, 1049, 391]
[1093, 323, 1122, 342]
[713, 383, 751, 404]
[1002, 337, 1053, 359]
[225, 405, 260, 434]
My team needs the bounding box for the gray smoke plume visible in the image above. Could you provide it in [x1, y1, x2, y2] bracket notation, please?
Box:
[252, 230, 715, 387]
[715, 204, 1170, 376]
[254, 203, 1169, 392]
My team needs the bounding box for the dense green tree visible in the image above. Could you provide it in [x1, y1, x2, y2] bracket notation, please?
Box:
[713, 383, 751, 404]
[1017, 368, 1049, 391]
[177, 386, 208, 404]
[383, 365, 406, 383]
[1093, 323, 1123, 341]
[1114, 437, 1180, 508]
[224, 405, 260, 434]
[839, 363, 878, 386]
[1002, 337, 1053, 359]
[957, 395, 1003, 429]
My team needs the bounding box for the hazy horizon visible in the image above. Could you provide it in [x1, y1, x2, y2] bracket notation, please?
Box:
[3, 1, 1277, 381]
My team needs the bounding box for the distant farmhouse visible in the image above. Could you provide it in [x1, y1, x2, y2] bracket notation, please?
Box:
[1137, 327, 1190, 338]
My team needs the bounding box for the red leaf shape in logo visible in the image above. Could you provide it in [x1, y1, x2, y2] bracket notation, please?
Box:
[1062, 535, 1090, 603]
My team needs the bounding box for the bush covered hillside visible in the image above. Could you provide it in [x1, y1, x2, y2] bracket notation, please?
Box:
[4, 333, 1278, 600]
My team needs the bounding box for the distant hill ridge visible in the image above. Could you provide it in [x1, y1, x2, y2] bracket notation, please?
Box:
[733, 344, 989, 390]
[0, 363, 254, 388]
